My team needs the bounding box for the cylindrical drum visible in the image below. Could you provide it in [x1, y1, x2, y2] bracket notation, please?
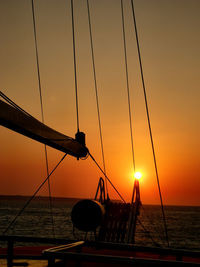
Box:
[71, 199, 105, 232]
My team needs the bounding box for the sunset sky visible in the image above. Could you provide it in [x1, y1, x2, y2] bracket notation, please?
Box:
[0, 0, 200, 206]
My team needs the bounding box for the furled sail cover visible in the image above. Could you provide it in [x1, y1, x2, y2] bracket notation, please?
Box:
[0, 99, 88, 158]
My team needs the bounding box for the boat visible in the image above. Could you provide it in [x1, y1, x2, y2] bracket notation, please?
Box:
[0, 0, 200, 266]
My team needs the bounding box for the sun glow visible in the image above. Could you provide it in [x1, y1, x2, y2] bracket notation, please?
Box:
[134, 171, 142, 180]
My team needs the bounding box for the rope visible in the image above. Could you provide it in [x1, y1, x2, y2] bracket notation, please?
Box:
[31, 0, 44, 122]
[2, 154, 67, 235]
[0, 91, 33, 117]
[89, 152, 126, 203]
[120, 0, 136, 173]
[44, 146, 55, 236]
[86, 0, 109, 197]
[31, 0, 55, 237]
[130, 0, 169, 247]
[71, 0, 80, 132]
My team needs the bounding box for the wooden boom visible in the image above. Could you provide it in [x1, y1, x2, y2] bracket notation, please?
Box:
[0, 99, 88, 158]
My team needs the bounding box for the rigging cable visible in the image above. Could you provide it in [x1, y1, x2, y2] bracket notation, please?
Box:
[31, 0, 55, 237]
[120, 0, 136, 173]
[71, 0, 80, 132]
[2, 154, 67, 235]
[89, 152, 126, 203]
[86, 0, 109, 198]
[0, 90, 33, 118]
[130, 0, 169, 247]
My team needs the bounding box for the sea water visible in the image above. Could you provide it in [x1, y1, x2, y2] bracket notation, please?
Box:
[0, 196, 199, 251]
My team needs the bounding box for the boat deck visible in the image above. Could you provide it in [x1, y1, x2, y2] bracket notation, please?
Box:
[0, 236, 200, 267]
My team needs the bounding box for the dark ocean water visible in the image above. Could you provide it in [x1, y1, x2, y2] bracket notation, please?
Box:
[0, 196, 199, 251]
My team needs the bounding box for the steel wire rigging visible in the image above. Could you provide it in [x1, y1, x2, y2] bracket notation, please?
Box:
[120, 0, 136, 174]
[130, 0, 169, 247]
[86, 0, 109, 198]
[71, 0, 80, 133]
[0, 91, 33, 117]
[89, 152, 126, 203]
[31, 0, 55, 237]
[2, 154, 67, 235]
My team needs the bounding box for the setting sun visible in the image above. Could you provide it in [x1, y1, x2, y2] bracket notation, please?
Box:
[134, 172, 142, 180]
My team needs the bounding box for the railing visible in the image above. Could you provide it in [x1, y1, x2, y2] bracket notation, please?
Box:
[43, 240, 200, 266]
[0, 235, 75, 267]
[89, 241, 200, 261]
[0, 235, 200, 267]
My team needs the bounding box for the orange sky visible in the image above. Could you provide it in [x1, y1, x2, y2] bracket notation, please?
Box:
[0, 0, 200, 206]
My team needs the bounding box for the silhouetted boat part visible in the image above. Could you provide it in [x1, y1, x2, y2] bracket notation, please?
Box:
[0, 236, 200, 267]
[44, 241, 200, 267]
[0, 99, 88, 159]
